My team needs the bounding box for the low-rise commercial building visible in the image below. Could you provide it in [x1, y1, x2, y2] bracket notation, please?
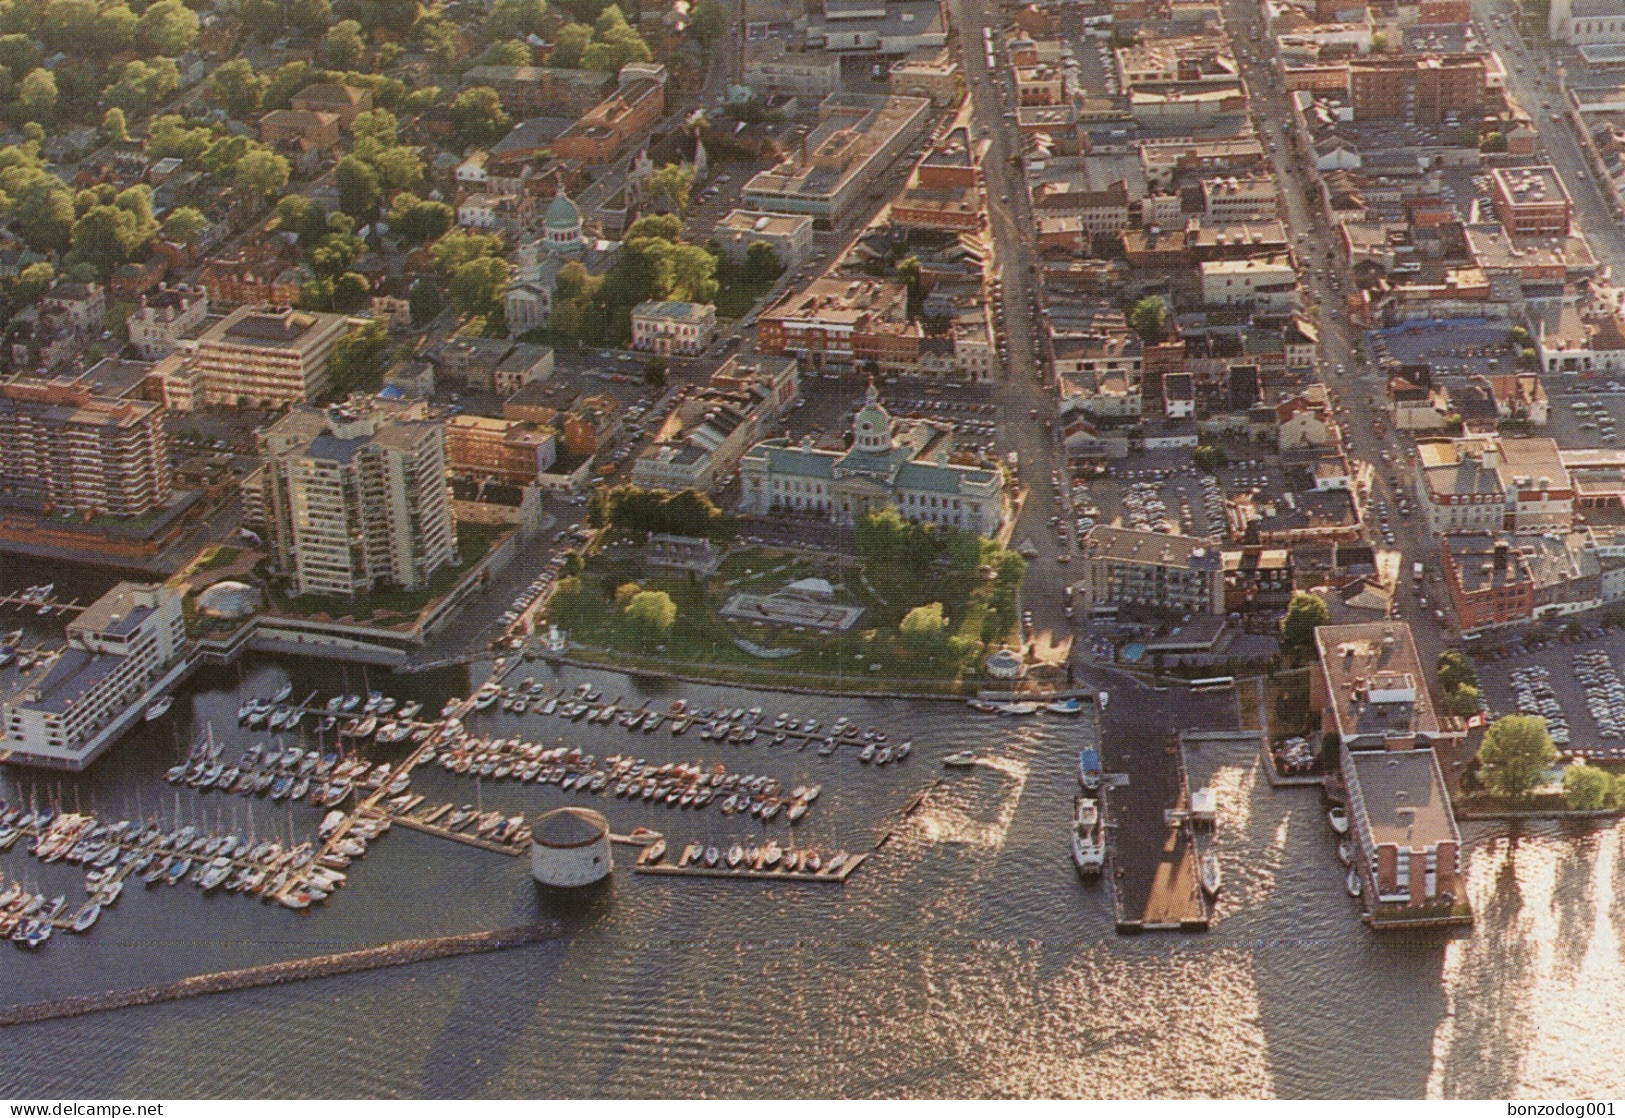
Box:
[631, 300, 718, 356]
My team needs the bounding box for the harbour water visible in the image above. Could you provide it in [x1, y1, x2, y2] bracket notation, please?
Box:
[0, 562, 1623, 1097]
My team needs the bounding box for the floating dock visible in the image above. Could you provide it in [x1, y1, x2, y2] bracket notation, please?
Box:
[385, 813, 525, 856]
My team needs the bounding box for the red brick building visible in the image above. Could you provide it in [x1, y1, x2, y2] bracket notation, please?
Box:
[1439, 534, 1535, 632]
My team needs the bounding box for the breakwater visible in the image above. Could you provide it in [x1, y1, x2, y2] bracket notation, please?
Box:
[0, 921, 561, 1028]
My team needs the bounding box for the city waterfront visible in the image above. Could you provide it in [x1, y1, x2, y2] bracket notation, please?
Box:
[0, 632, 1622, 1097]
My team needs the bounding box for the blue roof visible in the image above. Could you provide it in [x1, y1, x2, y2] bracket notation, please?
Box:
[25, 647, 124, 715]
[307, 434, 365, 463]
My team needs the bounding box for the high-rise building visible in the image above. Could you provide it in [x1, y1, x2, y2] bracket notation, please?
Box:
[0, 379, 172, 518]
[259, 398, 457, 598]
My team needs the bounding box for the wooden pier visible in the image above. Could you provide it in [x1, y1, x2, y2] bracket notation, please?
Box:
[386, 812, 525, 856]
[0, 590, 84, 617]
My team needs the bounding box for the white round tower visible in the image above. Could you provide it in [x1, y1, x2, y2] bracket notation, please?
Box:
[851, 379, 894, 453]
[529, 807, 612, 887]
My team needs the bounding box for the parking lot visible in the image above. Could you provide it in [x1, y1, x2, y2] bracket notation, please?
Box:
[1479, 630, 1625, 759]
[1546, 391, 1625, 449]
[1084, 452, 1239, 542]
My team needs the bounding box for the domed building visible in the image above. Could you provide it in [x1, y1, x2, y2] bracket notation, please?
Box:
[195, 580, 261, 620]
[738, 380, 1010, 536]
[542, 191, 584, 256]
[530, 806, 613, 887]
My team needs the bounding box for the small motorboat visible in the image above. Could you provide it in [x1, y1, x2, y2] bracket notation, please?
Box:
[1346, 868, 1363, 898]
[1337, 839, 1352, 867]
[1328, 806, 1350, 835]
[943, 751, 977, 768]
[1045, 697, 1083, 716]
[144, 694, 174, 721]
[726, 844, 744, 868]
[1200, 851, 1222, 898]
[637, 838, 667, 865]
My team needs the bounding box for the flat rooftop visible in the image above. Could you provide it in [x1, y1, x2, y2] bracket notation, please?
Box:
[1347, 748, 1459, 851]
[1315, 621, 1441, 743]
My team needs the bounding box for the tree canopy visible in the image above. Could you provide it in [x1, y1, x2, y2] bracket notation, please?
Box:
[1281, 591, 1329, 661]
[1477, 714, 1557, 799]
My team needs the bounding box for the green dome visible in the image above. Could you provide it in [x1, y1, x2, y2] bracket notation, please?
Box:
[545, 192, 581, 230]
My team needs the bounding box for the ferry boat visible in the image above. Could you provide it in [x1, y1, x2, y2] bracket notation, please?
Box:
[1072, 797, 1105, 876]
[143, 694, 173, 721]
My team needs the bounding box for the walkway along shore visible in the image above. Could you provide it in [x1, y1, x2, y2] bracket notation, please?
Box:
[0, 922, 562, 1028]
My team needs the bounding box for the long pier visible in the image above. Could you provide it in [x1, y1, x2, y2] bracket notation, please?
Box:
[0, 921, 562, 1028]
[0, 590, 84, 617]
[387, 812, 525, 856]
[633, 853, 867, 883]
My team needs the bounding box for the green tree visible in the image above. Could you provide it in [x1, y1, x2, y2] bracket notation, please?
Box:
[336, 154, 381, 219]
[744, 240, 783, 283]
[370, 145, 424, 193]
[1131, 295, 1168, 343]
[449, 255, 510, 318]
[41, 0, 98, 49]
[209, 58, 266, 118]
[549, 22, 592, 67]
[100, 106, 128, 144]
[161, 205, 206, 246]
[448, 86, 510, 144]
[1193, 444, 1228, 472]
[1437, 650, 1478, 694]
[103, 57, 180, 116]
[1562, 762, 1611, 811]
[643, 356, 667, 388]
[1477, 714, 1557, 799]
[264, 61, 317, 110]
[1443, 683, 1482, 717]
[388, 194, 454, 244]
[478, 38, 532, 66]
[351, 107, 398, 153]
[145, 114, 212, 162]
[13, 182, 74, 253]
[485, 0, 549, 39]
[17, 67, 56, 123]
[15, 260, 53, 301]
[1281, 591, 1329, 660]
[408, 277, 445, 325]
[430, 229, 503, 272]
[66, 204, 147, 274]
[0, 35, 42, 78]
[134, 0, 198, 54]
[900, 601, 951, 655]
[646, 162, 695, 210]
[690, 0, 726, 45]
[326, 320, 389, 393]
[321, 19, 367, 69]
[622, 588, 676, 643]
[234, 149, 290, 199]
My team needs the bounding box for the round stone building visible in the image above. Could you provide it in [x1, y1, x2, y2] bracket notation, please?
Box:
[529, 806, 612, 887]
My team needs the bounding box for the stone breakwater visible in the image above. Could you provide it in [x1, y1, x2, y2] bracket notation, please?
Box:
[0, 922, 563, 1028]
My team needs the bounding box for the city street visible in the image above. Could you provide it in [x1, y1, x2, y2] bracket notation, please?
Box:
[951, 0, 1076, 665]
[1227, 0, 1452, 671]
